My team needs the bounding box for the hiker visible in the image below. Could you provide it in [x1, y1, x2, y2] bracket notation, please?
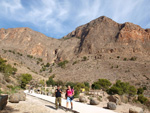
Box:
[55, 85, 62, 109]
[66, 85, 74, 110]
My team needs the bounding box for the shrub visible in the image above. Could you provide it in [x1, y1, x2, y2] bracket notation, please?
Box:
[128, 85, 137, 96]
[92, 83, 101, 89]
[27, 55, 33, 58]
[0, 57, 17, 76]
[73, 61, 78, 65]
[39, 80, 45, 86]
[49, 68, 52, 73]
[37, 58, 43, 62]
[46, 74, 56, 86]
[138, 95, 148, 104]
[92, 79, 112, 90]
[37, 61, 40, 64]
[137, 88, 144, 95]
[117, 56, 120, 59]
[84, 82, 90, 88]
[20, 73, 32, 89]
[66, 82, 76, 88]
[130, 57, 137, 61]
[45, 63, 50, 67]
[58, 60, 68, 68]
[123, 58, 127, 61]
[108, 86, 123, 95]
[82, 56, 87, 61]
[108, 80, 136, 96]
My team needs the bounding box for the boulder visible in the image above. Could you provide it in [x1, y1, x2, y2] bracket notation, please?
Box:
[0, 95, 8, 110]
[79, 96, 87, 103]
[18, 91, 26, 101]
[129, 106, 143, 113]
[9, 92, 26, 103]
[108, 94, 121, 105]
[120, 95, 128, 103]
[9, 94, 19, 103]
[107, 102, 116, 110]
[90, 98, 100, 105]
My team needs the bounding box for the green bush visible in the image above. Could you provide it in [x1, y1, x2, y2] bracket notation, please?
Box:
[73, 61, 78, 65]
[66, 82, 76, 88]
[27, 55, 33, 58]
[123, 58, 127, 61]
[39, 80, 45, 86]
[130, 57, 137, 61]
[82, 56, 87, 61]
[108, 80, 136, 96]
[137, 88, 144, 95]
[0, 57, 17, 76]
[20, 73, 32, 89]
[108, 86, 123, 95]
[7, 85, 21, 94]
[46, 74, 56, 86]
[138, 95, 148, 104]
[92, 79, 112, 90]
[45, 63, 50, 67]
[58, 60, 68, 68]
[84, 82, 90, 88]
[37, 58, 43, 62]
[128, 85, 137, 96]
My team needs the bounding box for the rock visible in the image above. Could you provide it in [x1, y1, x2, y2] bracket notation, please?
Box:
[9, 94, 19, 103]
[0, 95, 8, 110]
[129, 106, 143, 113]
[107, 102, 116, 110]
[90, 98, 100, 105]
[120, 95, 128, 103]
[108, 94, 121, 105]
[79, 96, 87, 103]
[18, 91, 26, 101]
[9, 91, 26, 103]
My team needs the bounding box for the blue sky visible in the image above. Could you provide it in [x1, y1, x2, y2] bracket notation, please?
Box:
[0, 0, 150, 38]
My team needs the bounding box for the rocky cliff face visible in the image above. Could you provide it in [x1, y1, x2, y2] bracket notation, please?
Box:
[65, 16, 150, 55]
[0, 27, 79, 63]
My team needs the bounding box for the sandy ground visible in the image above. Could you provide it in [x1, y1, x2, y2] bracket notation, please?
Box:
[1, 95, 71, 113]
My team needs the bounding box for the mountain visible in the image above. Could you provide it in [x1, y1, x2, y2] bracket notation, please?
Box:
[0, 16, 150, 96]
[64, 16, 150, 55]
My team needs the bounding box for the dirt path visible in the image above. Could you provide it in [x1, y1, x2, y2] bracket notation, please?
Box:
[1, 95, 71, 113]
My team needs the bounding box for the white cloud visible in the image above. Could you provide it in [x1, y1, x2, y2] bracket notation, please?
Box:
[0, 0, 149, 38]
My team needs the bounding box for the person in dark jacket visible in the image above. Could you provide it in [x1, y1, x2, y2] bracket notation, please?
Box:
[55, 85, 62, 109]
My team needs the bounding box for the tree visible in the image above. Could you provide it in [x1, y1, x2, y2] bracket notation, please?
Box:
[108, 80, 136, 96]
[84, 82, 90, 88]
[20, 74, 32, 89]
[138, 95, 148, 104]
[46, 74, 56, 86]
[137, 88, 144, 95]
[39, 80, 45, 86]
[91, 79, 112, 90]
[128, 85, 137, 96]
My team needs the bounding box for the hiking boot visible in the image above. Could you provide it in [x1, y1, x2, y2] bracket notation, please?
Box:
[71, 106, 73, 110]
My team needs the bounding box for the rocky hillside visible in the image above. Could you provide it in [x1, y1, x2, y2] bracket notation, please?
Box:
[0, 16, 150, 97]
